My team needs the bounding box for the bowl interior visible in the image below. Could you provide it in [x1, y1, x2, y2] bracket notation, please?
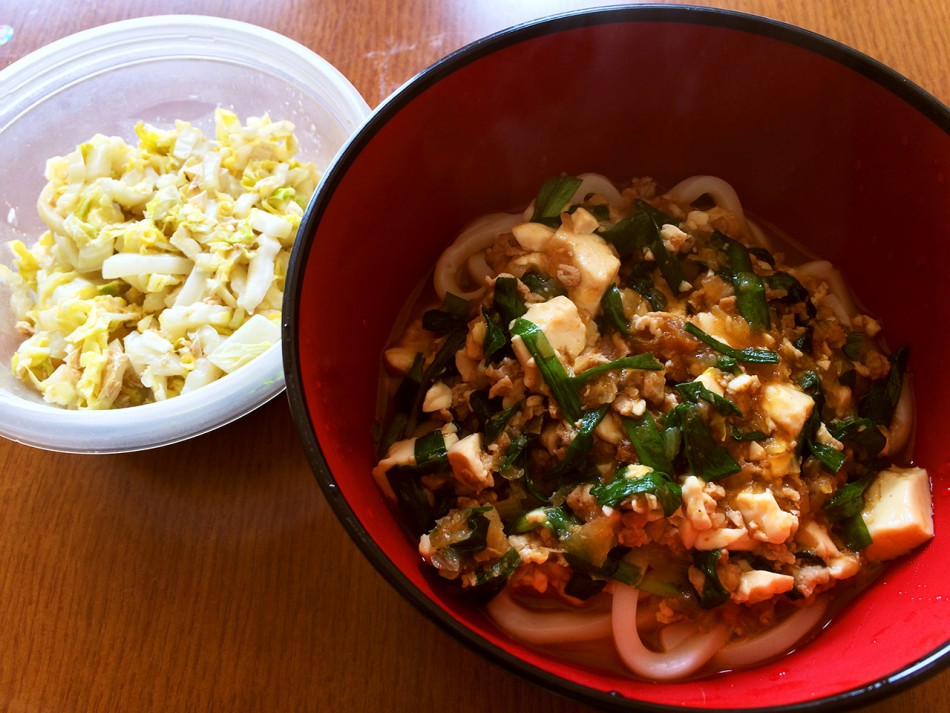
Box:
[287, 7, 950, 710]
[0, 16, 369, 452]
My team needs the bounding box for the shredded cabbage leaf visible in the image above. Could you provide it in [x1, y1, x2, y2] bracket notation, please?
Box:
[1, 108, 319, 409]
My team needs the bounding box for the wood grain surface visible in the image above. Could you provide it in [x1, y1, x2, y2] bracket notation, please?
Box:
[0, 1, 947, 712]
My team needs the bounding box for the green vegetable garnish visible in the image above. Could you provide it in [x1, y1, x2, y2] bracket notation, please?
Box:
[510, 317, 583, 423]
[422, 292, 471, 333]
[680, 407, 742, 481]
[628, 273, 668, 311]
[590, 467, 682, 517]
[718, 232, 770, 330]
[824, 478, 871, 522]
[694, 549, 729, 608]
[828, 417, 886, 457]
[552, 406, 609, 480]
[600, 284, 629, 334]
[512, 505, 578, 539]
[731, 427, 769, 442]
[684, 322, 780, 364]
[531, 175, 583, 224]
[859, 346, 909, 425]
[675, 380, 743, 418]
[405, 325, 467, 436]
[764, 271, 809, 303]
[638, 200, 687, 293]
[842, 331, 865, 361]
[521, 271, 567, 299]
[484, 401, 520, 443]
[598, 209, 653, 256]
[808, 441, 847, 474]
[474, 548, 522, 588]
[572, 353, 664, 385]
[823, 479, 874, 551]
[492, 275, 527, 327]
[480, 306, 507, 364]
[623, 412, 674, 475]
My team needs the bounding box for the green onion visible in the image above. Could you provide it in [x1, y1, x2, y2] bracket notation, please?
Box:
[842, 331, 865, 361]
[694, 549, 729, 608]
[715, 356, 740, 374]
[500, 433, 531, 475]
[839, 514, 873, 552]
[681, 407, 742, 481]
[731, 427, 768, 442]
[422, 292, 471, 333]
[564, 571, 607, 600]
[684, 322, 780, 364]
[531, 175, 583, 224]
[859, 346, 909, 425]
[484, 401, 520, 443]
[521, 271, 567, 299]
[628, 273, 668, 311]
[510, 317, 582, 422]
[622, 412, 673, 475]
[492, 275, 527, 327]
[718, 233, 770, 330]
[807, 441, 846, 474]
[828, 417, 886, 457]
[598, 210, 653, 256]
[449, 506, 493, 553]
[600, 283, 629, 334]
[797, 370, 821, 393]
[474, 547, 522, 588]
[638, 200, 687, 293]
[590, 467, 682, 517]
[572, 353, 664, 385]
[824, 478, 871, 522]
[405, 325, 468, 436]
[794, 326, 813, 354]
[824, 475, 874, 551]
[675, 380, 743, 418]
[413, 428, 450, 471]
[765, 271, 809, 303]
[512, 505, 578, 539]
[748, 246, 775, 267]
[565, 547, 643, 586]
[552, 406, 609, 480]
[481, 306, 507, 363]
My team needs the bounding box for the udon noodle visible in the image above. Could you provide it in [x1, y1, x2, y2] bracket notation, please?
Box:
[373, 174, 933, 680]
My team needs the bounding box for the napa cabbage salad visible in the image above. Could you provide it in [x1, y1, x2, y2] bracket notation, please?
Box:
[0, 109, 319, 409]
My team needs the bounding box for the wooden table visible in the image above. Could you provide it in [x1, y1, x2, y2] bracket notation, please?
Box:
[0, 1, 947, 711]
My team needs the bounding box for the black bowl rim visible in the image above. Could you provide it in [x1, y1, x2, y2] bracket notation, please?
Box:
[283, 4, 950, 712]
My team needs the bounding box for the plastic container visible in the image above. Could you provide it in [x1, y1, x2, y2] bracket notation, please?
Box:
[0, 15, 370, 453]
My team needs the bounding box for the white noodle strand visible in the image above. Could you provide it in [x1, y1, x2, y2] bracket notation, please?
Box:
[612, 585, 728, 680]
[665, 175, 746, 228]
[793, 260, 859, 327]
[433, 212, 522, 300]
[485, 588, 613, 645]
[711, 598, 829, 671]
[571, 172, 624, 206]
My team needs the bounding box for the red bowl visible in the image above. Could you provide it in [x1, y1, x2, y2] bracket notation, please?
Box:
[283, 6, 950, 711]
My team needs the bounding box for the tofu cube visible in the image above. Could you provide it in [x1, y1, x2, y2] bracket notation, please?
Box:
[761, 382, 814, 437]
[559, 231, 620, 316]
[861, 466, 933, 561]
[736, 489, 798, 544]
[733, 569, 795, 604]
